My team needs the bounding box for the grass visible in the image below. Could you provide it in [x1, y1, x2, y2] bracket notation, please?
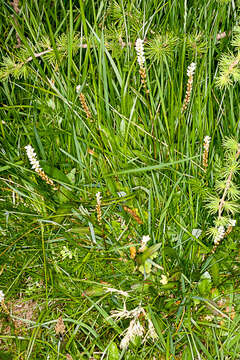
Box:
[1, 0, 240, 359]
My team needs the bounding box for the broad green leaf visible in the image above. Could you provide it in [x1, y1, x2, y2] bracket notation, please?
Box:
[108, 342, 120, 360]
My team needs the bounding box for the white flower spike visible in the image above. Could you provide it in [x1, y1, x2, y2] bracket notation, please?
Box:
[135, 38, 145, 68]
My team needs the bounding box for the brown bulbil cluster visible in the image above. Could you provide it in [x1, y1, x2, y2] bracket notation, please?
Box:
[37, 168, 56, 188]
[55, 316, 65, 336]
[129, 246, 136, 259]
[79, 92, 92, 120]
[139, 66, 147, 89]
[181, 81, 192, 112]
[123, 206, 143, 224]
[96, 192, 102, 225]
[203, 136, 211, 171]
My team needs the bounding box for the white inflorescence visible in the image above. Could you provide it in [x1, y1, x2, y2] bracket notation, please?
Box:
[120, 319, 144, 349]
[96, 192, 102, 204]
[25, 145, 57, 189]
[203, 136, 211, 170]
[182, 62, 196, 113]
[96, 191, 102, 225]
[76, 84, 81, 94]
[105, 287, 129, 297]
[147, 318, 158, 340]
[214, 225, 225, 244]
[110, 304, 158, 349]
[228, 219, 236, 227]
[204, 136, 211, 148]
[25, 145, 42, 172]
[160, 274, 168, 285]
[135, 38, 145, 68]
[0, 290, 4, 302]
[60, 246, 73, 260]
[187, 62, 196, 77]
[139, 235, 150, 252]
[110, 305, 144, 321]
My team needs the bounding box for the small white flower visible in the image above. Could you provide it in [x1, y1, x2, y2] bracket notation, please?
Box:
[214, 226, 225, 244]
[201, 271, 211, 279]
[192, 229, 202, 238]
[204, 136, 211, 146]
[228, 219, 236, 227]
[120, 319, 144, 349]
[205, 315, 214, 321]
[25, 145, 42, 172]
[117, 191, 127, 198]
[139, 235, 150, 252]
[218, 226, 225, 238]
[135, 38, 145, 68]
[111, 305, 159, 349]
[120, 333, 129, 350]
[142, 235, 150, 243]
[76, 85, 81, 94]
[110, 305, 145, 321]
[203, 136, 211, 152]
[25, 144, 57, 189]
[131, 320, 144, 337]
[160, 274, 168, 285]
[0, 290, 4, 302]
[105, 287, 129, 297]
[96, 192, 102, 204]
[187, 62, 196, 77]
[60, 246, 73, 260]
[147, 318, 158, 340]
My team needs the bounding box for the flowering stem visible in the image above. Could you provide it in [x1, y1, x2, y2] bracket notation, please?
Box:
[181, 62, 196, 113]
[25, 145, 58, 190]
[203, 136, 211, 172]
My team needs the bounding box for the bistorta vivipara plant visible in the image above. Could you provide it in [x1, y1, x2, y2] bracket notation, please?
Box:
[135, 38, 147, 91]
[25, 145, 57, 190]
[96, 191, 102, 225]
[0, 290, 9, 314]
[1, 2, 240, 358]
[181, 62, 196, 113]
[203, 136, 211, 172]
[76, 85, 92, 120]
